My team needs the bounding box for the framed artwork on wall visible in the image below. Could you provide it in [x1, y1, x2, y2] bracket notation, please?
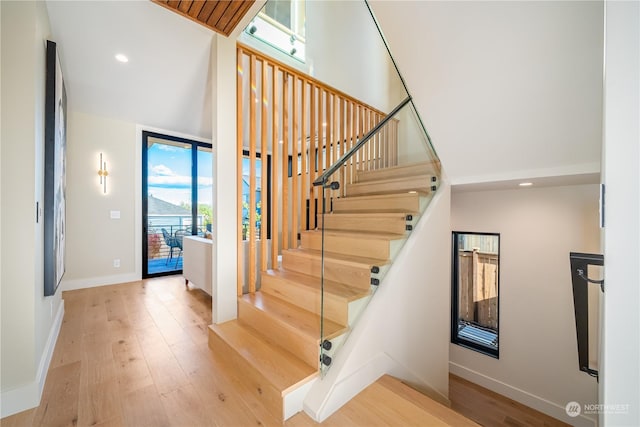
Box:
[44, 40, 67, 297]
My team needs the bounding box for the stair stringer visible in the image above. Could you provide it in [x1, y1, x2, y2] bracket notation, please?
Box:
[303, 183, 452, 422]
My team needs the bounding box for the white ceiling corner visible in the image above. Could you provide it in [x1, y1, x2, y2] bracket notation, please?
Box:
[46, 0, 217, 139]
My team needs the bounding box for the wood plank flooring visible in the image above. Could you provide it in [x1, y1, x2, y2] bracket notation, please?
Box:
[449, 374, 570, 427]
[2, 276, 567, 427]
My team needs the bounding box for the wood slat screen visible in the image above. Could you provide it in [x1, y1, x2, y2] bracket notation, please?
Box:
[237, 44, 399, 295]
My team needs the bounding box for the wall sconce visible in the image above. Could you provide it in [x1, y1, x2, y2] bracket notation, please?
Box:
[98, 153, 108, 194]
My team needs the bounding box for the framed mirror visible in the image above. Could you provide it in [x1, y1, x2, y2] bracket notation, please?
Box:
[451, 232, 500, 358]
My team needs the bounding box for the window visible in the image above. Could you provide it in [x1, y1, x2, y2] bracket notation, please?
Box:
[245, 0, 306, 62]
[242, 151, 271, 241]
[451, 232, 500, 358]
[142, 131, 212, 278]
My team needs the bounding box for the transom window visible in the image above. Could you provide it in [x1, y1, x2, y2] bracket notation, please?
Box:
[246, 0, 306, 62]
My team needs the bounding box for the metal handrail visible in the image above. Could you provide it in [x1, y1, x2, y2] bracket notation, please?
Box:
[312, 96, 412, 187]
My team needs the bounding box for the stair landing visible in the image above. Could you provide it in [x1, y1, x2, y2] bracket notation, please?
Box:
[286, 375, 478, 426]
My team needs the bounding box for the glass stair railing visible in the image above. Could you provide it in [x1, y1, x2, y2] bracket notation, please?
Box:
[313, 94, 441, 375]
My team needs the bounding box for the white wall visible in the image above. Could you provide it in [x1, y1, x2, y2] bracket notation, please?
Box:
[1, 0, 64, 417]
[238, 0, 404, 113]
[450, 184, 600, 426]
[305, 186, 452, 421]
[370, 1, 603, 184]
[61, 111, 138, 290]
[210, 35, 238, 323]
[600, 1, 640, 425]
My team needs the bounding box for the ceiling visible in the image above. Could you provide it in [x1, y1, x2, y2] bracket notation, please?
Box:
[151, 0, 256, 36]
[45, 1, 258, 139]
[46, 0, 604, 188]
[369, 1, 604, 187]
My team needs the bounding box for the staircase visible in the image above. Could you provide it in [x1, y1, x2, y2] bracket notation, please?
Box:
[208, 161, 439, 421]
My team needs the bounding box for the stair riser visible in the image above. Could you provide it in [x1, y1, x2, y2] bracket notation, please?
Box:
[281, 252, 371, 290]
[261, 274, 348, 325]
[317, 214, 408, 234]
[356, 162, 440, 183]
[332, 194, 421, 214]
[208, 327, 284, 421]
[347, 177, 435, 197]
[301, 232, 392, 260]
[238, 300, 319, 368]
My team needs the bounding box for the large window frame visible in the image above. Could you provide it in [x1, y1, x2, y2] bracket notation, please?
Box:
[142, 131, 212, 278]
[451, 231, 501, 358]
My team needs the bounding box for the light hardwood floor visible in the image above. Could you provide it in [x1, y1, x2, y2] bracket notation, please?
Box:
[1, 277, 566, 427]
[449, 375, 570, 427]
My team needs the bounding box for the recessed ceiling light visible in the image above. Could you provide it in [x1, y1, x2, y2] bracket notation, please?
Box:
[115, 54, 129, 63]
[519, 182, 533, 187]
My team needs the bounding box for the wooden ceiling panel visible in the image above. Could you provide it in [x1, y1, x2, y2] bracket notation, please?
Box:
[177, 0, 192, 13]
[151, 0, 255, 37]
[187, 1, 206, 19]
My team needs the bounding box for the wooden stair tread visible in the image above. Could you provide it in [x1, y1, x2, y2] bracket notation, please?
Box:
[241, 292, 347, 340]
[332, 193, 424, 213]
[321, 212, 410, 219]
[356, 161, 440, 182]
[351, 173, 436, 185]
[284, 248, 389, 268]
[352, 378, 476, 426]
[209, 321, 317, 394]
[264, 269, 370, 302]
[377, 375, 478, 426]
[302, 229, 405, 240]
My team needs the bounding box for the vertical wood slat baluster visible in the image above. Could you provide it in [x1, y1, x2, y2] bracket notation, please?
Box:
[291, 77, 299, 248]
[271, 65, 279, 270]
[282, 72, 289, 251]
[376, 113, 381, 170]
[333, 94, 339, 200]
[301, 81, 308, 231]
[339, 97, 345, 198]
[309, 84, 316, 228]
[349, 103, 356, 192]
[393, 119, 398, 166]
[382, 115, 387, 168]
[317, 88, 324, 224]
[371, 109, 375, 171]
[260, 59, 268, 273]
[236, 48, 244, 296]
[368, 110, 373, 171]
[346, 101, 353, 196]
[322, 91, 333, 202]
[249, 54, 257, 294]
[358, 105, 364, 173]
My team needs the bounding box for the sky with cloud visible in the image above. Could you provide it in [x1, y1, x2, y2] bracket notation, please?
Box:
[147, 142, 213, 207]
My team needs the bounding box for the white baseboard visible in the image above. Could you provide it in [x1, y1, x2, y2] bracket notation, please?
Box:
[61, 272, 140, 291]
[449, 362, 597, 427]
[0, 301, 65, 418]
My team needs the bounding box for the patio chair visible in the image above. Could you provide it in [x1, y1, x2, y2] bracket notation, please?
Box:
[161, 228, 181, 266]
[174, 230, 188, 267]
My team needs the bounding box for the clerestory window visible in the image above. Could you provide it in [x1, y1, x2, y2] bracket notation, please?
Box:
[245, 0, 306, 62]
